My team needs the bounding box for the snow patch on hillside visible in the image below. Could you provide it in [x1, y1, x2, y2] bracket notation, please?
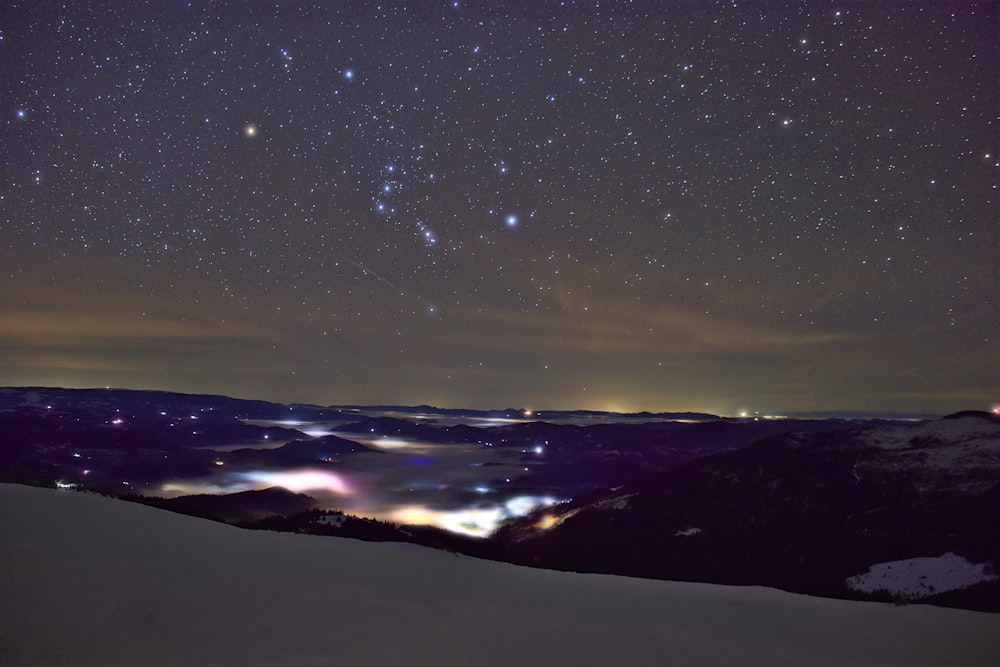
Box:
[591, 493, 635, 511]
[313, 512, 346, 527]
[846, 552, 998, 598]
[857, 417, 1000, 455]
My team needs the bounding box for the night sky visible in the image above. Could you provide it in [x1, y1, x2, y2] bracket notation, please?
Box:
[2, 2, 996, 415]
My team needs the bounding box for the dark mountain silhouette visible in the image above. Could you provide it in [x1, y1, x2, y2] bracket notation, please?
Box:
[143, 487, 318, 523]
[492, 415, 1000, 611]
[224, 435, 382, 468]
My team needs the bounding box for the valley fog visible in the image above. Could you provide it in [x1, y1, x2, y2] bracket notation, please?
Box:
[160, 419, 564, 537]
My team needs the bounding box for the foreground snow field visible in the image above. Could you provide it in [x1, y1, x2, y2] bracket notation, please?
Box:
[1, 484, 997, 667]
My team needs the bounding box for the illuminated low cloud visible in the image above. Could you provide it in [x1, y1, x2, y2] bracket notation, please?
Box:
[162, 469, 354, 497]
[237, 470, 354, 496]
[387, 495, 563, 538]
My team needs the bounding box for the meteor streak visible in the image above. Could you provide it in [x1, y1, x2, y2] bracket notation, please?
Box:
[341, 257, 404, 296]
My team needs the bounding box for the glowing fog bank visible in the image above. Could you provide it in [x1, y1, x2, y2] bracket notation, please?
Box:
[239, 470, 354, 495]
[162, 468, 354, 497]
[388, 495, 564, 537]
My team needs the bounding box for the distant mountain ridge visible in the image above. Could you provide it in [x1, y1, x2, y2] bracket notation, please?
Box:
[0, 386, 722, 421]
[4, 385, 940, 421]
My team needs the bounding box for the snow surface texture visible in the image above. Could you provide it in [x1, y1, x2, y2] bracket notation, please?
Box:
[847, 552, 998, 598]
[1, 484, 998, 667]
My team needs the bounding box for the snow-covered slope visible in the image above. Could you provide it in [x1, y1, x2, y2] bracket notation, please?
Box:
[1, 484, 998, 667]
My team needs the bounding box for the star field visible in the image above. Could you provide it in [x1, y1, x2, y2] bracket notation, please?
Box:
[1, 2, 996, 414]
